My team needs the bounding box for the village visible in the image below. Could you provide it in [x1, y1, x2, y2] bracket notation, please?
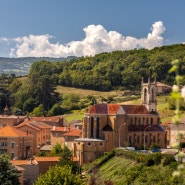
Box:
[0, 78, 184, 184]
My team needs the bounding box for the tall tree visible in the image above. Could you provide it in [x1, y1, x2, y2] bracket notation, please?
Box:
[0, 154, 20, 185]
[34, 165, 84, 185]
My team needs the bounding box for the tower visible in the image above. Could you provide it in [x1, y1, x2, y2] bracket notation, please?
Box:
[141, 77, 157, 112]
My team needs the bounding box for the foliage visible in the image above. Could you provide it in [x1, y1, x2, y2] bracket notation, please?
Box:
[31, 104, 45, 116]
[0, 154, 20, 185]
[162, 154, 176, 166]
[61, 93, 81, 111]
[50, 143, 63, 156]
[47, 103, 64, 116]
[92, 151, 178, 185]
[34, 165, 84, 185]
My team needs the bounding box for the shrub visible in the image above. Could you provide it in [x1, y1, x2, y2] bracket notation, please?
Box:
[162, 154, 176, 166]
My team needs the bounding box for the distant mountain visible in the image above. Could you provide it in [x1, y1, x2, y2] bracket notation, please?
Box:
[0, 56, 75, 76]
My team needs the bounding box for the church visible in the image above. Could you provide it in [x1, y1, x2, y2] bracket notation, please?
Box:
[74, 78, 166, 165]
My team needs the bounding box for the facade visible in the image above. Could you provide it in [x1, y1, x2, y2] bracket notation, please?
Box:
[15, 120, 52, 154]
[0, 126, 33, 159]
[50, 126, 81, 150]
[74, 78, 166, 164]
[165, 116, 185, 147]
[0, 115, 26, 127]
[11, 159, 39, 185]
[156, 82, 172, 94]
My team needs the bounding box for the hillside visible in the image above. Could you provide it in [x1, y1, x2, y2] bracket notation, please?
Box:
[0, 56, 75, 76]
[84, 150, 178, 185]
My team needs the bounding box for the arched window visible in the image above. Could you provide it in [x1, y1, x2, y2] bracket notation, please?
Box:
[153, 135, 156, 143]
[96, 117, 100, 138]
[135, 117, 137, 125]
[138, 118, 141, 125]
[90, 117, 94, 138]
[146, 118, 149, 124]
[130, 118, 133, 125]
[151, 117, 153, 125]
[144, 88, 147, 102]
[137, 135, 140, 143]
[151, 88, 155, 102]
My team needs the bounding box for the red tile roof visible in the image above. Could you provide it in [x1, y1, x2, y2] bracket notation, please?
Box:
[64, 129, 81, 137]
[120, 105, 150, 114]
[30, 116, 63, 123]
[87, 104, 121, 114]
[128, 125, 165, 132]
[15, 120, 52, 130]
[34, 156, 60, 162]
[86, 104, 152, 115]
[0, 126, 33, 137]
[51, 126, 75, 132]
[11, 160, 37, 165]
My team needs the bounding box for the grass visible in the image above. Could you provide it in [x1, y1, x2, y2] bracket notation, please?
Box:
[56, 85, 122, 98]
[64, 110, 85, 123]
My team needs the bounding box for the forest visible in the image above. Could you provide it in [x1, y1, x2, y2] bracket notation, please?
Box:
[0, 43, 185, 115]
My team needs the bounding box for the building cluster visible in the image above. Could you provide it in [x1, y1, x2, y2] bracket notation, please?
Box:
[0, 79, 183, 184]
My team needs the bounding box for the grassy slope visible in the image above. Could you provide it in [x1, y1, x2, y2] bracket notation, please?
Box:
[57, 85, 178, 123]
[98, 156, 135, 184]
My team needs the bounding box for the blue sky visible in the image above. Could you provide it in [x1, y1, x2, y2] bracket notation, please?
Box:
[0, 0, 184, 58]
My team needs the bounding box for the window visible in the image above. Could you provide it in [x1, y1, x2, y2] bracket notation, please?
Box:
[10, 152, 14, 159]
[138, 118, 141, 125]
[151, 88, 155, 102]
[130, 118, 133, 125]
[151, 117, 153, 125]
[144, 88, 147, 102]
[1, 142, 4, 147]
[153, 135, 156, 143]
[96, 117, 100, 138]
[11, 142, 15, 148]
[90, 117, 94, 138]
[87, 142, 92, 147]
[137, 136, 140, 143]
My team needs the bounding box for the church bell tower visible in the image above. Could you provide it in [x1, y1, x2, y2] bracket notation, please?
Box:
[141, 77, 157, 112]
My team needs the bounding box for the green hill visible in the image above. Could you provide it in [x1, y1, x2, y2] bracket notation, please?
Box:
[84, 149, 179, 185]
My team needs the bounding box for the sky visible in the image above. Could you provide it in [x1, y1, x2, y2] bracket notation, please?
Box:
[0, 0, 184, 58]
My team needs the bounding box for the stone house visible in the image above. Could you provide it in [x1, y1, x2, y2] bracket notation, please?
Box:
[0, 126, 33, 159]
[15, 120, 52, 154]
[11, 159, 39, 185]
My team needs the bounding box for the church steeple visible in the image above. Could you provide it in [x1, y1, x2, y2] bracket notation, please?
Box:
[141, 78, 157, 112]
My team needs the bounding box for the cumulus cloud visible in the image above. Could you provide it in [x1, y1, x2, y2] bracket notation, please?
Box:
[7, 21, 165, 57]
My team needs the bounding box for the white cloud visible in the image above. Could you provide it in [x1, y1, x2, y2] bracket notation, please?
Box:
[8, 21, 165, 57]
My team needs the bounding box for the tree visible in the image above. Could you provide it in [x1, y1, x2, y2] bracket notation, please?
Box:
[0, 154, 20, 185]
[47, 103, 64, 116]
[31, 104, 45, 116]
[50, 143, 63, 156]
[34, 165, 84, 185]
[59, 145, 78, 174]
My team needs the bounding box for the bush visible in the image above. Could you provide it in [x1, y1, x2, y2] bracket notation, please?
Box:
[162, 154, 176, 166]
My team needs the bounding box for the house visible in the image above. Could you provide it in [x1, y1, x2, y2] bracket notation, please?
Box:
[11, 159, 39, 185]
[0, 126, 33, 159]
[30, 116, 67, 127]
[15, 120, 52, 154]
[50, 126, 81, 150]
[169, 116, 185, 147]
[64, 129, 82, 150]
[74, 78, 166, 164]
[34, 156, 60, 174]
[156, 82, 172, 94]
[0, 115, 26, 127]
[50, 126, 72, 146]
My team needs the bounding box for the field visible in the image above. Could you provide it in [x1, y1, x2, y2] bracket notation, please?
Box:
[56, 85, 122, 98]
[56, 85, 180, 123]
